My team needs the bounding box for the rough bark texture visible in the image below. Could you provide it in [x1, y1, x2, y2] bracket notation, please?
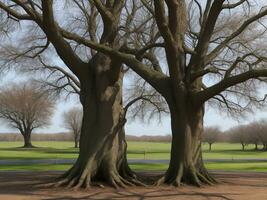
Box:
[22, 132, 34, 148]
[52, 55, 140, 188]
[156, 87, 216, 187]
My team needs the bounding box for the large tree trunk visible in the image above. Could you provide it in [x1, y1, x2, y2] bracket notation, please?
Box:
[157, 93, 216, 187]
[54, 55, 139, 188]
[22, 132, 34, 148]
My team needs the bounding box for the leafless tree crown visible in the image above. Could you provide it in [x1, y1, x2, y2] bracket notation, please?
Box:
[0, 82, 54, 134]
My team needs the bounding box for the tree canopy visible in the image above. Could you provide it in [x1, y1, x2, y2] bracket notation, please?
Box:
[0, 82, 54, 147]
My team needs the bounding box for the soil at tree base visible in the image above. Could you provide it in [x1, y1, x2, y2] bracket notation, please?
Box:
[0, 171, 266, 200]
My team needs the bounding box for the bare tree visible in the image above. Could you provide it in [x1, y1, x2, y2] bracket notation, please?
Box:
[227, 120, 267, 151]
[246, 122, 261, 150]
[63, 107, 82, 148]
[253, 120, 267, 151]
[229, 125, 250, 151]
[0, 0, 140, 188]
[203, 127, 220, 151]
[1, 0, 267, 188]
[80, 0, 267, 186]
[0, 82, 54, 148]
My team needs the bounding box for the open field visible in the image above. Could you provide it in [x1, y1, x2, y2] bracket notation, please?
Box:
[1, 141, 267, 160]
[0, 141, 267, 172]
[1, 162, 267, 172]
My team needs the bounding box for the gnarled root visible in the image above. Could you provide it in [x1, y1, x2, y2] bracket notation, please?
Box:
[155, 164, 217, 187]
[44, 161, 144, 189]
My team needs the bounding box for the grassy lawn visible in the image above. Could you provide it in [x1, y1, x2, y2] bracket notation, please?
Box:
[1, 141, 266, 160]
[129, 142, 267, 160]
[1, 162, 267, 172]
[0, 141, 266, 172]
[131, 162, 267, 172]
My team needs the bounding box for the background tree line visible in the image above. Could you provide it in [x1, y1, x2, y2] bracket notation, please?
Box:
[0, 132, 172, 142]
[204, 121, 267, 151]
[2, 119, 267, 152]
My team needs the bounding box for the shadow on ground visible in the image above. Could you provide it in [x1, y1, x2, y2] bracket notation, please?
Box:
[0, 171, 266, 200]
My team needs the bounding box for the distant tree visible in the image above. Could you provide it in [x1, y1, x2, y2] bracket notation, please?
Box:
[229, 125, 250, 151]
[203, 127, 220, 151]
[246, 123, 261, 150]
[0, 82, 54, 148]
[63, 107, 82, 148]
[253, 120, 267, 151]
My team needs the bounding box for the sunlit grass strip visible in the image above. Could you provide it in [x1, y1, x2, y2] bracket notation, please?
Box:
[0, 142, 267, 160]
[0, 162, 266, 172]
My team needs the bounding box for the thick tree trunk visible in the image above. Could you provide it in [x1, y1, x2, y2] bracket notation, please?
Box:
[22, 132, 34, 148]
[255, 143, 258, 151]
[59, 104, 138, 188]
[209, 143, 212, 151]
[53, 55, 139, 188]
[157, 94, 216, 187]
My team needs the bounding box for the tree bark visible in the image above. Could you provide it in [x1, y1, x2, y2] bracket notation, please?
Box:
[22, 132, 34, 148]
[54, 55, 139, 188]
[156, 91, 216, 187]
[209, 143, 212, 151]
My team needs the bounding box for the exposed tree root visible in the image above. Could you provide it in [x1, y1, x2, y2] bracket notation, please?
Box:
[155, 165, 217, 187]
[198, 165, 220, 184]
[42, 164, 145, 189]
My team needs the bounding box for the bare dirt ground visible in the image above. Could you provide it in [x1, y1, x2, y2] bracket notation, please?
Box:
[0, 171, 266, 200]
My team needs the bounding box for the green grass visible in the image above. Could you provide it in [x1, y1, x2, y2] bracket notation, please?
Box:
[203, 143, 267, 160]
[0, 141, 266, 172]
[0, 142, 78, 160]
[0, 163, 165, 171]
[206, 162, 267, 172]
[131, 162, 267, 172]
[0, 162, 266, 172]
[128, 142, 267, 160]
[0, 163, 72, 171]
[1, 141, 266, 160]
